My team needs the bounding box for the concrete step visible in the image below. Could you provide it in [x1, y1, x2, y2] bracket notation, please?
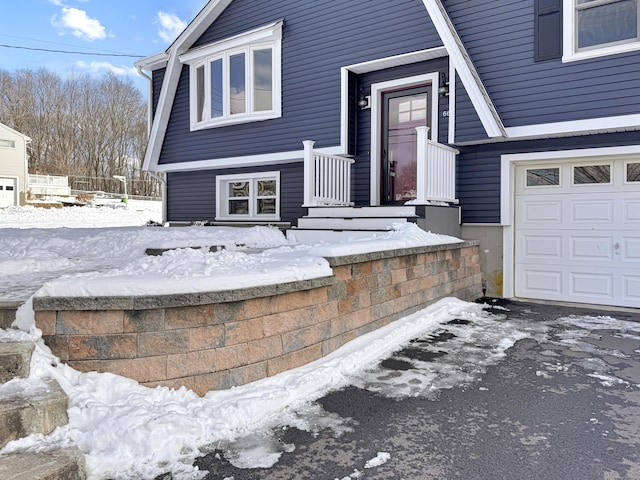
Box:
[0, 302, 21, 330]
[0, 446, 86, 480]
[286, 228, 389, 244]
[0, 378, 69, 449]
[297, 216, 409, 231]
[305, 205, 416, 218]
[0, 343, 34, 383]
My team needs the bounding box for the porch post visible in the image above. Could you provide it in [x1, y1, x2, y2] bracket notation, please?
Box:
[415, 126, 429, 204]
[302, 140, 315, 206]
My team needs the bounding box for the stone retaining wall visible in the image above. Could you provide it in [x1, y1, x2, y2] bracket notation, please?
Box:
[33, 242, 481, 396]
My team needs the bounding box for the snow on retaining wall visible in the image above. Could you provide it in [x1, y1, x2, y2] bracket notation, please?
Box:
[33, 242, 481, 396]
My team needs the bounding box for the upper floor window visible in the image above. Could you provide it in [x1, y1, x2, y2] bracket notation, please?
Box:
[181, 21, 282, 131]
[564, 0, 640, 61]
[0, 139, 16, 149]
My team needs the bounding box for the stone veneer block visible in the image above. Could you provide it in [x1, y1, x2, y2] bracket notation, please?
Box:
[193, 371, 231, 396]
[70, 356, 167, 383]
[166, 349, 217, 378]
[189, 325, 225, 351]
[267, 344, 323, 377]
[164, 304, 213, 330]
[224, 317, 264, 346]
[34, 311, 56, 336]
[56, 310, 124, 335]
[68, 334, 137, 360]
[138, 329, 191, 357]
[124, 309, 164, 333]
[281, 321, 331, 354]
[227, 362, 268, 388]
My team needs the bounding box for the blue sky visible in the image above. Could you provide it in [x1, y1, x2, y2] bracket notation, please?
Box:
[1, 0, 209, 95]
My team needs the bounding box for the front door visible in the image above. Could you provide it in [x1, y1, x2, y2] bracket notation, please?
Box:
[381, 85, 431, 204]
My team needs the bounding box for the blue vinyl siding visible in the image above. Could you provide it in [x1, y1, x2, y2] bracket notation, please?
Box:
[151, 68, 165, 118]
[166, 162, 304, 223]
[445, 0, 640, 141]
[453, 73, 485, 143]
[158, 0, 442, 166]
[457, 131, 640, 224]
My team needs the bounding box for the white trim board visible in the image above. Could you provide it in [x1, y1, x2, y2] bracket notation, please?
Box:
[369, 73, 440, 206]
[505, 114, 640, 139]
[499, 144, 640, 299]
[154, 146, 343, 172]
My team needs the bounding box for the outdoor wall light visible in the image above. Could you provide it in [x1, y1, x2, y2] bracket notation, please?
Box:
[358, 94, 371, 110]
[439, 72, 450, 96]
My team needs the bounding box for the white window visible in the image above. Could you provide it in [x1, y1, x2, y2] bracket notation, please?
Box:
[564, 0, 640, 61]
[216, 171, 280, 220]
[181, 21, 282, 130]
[0, 139, 16, 149]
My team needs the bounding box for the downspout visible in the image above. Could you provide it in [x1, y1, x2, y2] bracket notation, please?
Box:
[136, 64, 168, 224]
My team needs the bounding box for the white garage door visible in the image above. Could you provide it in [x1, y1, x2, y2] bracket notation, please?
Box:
[515, 158, 640, 308]
[0, 177, 17, 208]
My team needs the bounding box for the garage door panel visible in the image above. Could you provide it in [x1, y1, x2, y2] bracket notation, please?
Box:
[570, 200, 614, 224]
[623, 276, 640, 301]
[622, 237, 640, 261]
[518, 200, 562, 226]
[522, 235, 563, 259]
[570, 236, 614, 261]
[569, 272, 613, 299]
[624, 199, 640, 223]
[517, 268, 563, 295]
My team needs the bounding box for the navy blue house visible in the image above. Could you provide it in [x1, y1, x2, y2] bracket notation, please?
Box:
[137, 0, 640, 309]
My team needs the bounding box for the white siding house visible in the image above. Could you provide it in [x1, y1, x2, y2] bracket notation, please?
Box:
[0, 123, 30, 207]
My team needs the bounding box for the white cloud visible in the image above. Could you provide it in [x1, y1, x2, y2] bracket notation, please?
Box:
[156, 11, 187, 43]
[76, 61, 139, 77]
[51, 7, 107, 42]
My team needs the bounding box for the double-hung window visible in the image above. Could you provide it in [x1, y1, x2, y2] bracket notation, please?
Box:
[564, 0, 640, 60]
[216, 172, 280, 220]
[181, 20, 282, 130]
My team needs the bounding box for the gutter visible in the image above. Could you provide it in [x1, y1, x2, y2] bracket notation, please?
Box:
[135, 64, 153, 137]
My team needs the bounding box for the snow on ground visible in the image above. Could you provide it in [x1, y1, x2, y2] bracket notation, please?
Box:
[0, 204, 477, 479]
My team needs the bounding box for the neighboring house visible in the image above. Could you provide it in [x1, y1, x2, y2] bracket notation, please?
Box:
[136, 0, 640, 309]
[0, 123, 30, 208]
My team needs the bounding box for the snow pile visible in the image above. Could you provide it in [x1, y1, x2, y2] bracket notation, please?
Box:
[0, 201, 161, 228]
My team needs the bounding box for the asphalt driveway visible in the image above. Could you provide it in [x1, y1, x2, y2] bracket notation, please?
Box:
[191, 299, 640, 480]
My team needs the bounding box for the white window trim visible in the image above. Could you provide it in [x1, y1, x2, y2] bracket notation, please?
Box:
[524, 166, 562, 189]
[624, 160, 640, 183]
[562, 0, 640, 62]
[181, 20, 282, 131]
[215, 171, 280, 221]
[571, 162, 613, 186]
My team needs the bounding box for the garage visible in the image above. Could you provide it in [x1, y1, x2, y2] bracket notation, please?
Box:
[514, 158, 640, 308]
[0, 177, 17, 208]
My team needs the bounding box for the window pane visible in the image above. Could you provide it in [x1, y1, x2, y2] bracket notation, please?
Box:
[627, 162, 640, 182]
[196, 65, 205, 122]
[230, 53, 246, 115]
[253, 49, 273, 112]
[577, 0, 638, 48]
[229, 181, 249, 197]
[257, 198, 276, 215]
[574, 165, 611, 184]
[526, 168, 560, 186]
[210, 59, 223, 118]
[229, 199, 249, 215]
[6, 186, 14, 191]
[0, 139, 15, 148]
[257, 179, 276, 196]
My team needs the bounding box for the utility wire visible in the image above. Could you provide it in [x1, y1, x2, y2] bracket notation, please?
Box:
[0, 43, 144, 58]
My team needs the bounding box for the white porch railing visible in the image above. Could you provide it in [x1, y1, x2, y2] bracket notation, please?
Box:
[303, 140, 354, 206]
[414, 126, 459, 204]
[28, 174, 69, 187]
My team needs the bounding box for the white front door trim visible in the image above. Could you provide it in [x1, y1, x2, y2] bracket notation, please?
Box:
[369, 73, 440, 206]
[500, 144, 640, 299]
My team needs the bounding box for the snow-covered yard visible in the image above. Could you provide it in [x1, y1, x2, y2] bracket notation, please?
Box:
[1, 203, 475, 479]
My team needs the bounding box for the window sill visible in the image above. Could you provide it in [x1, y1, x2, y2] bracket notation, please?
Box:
[215, 216, 281, 222]
[563, 41, 640, 62]
[191, 111, 280, 131]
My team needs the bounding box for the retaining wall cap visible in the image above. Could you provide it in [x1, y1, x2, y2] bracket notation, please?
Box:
[33, 275, 336, 312]
[324, 240, 478, 267]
